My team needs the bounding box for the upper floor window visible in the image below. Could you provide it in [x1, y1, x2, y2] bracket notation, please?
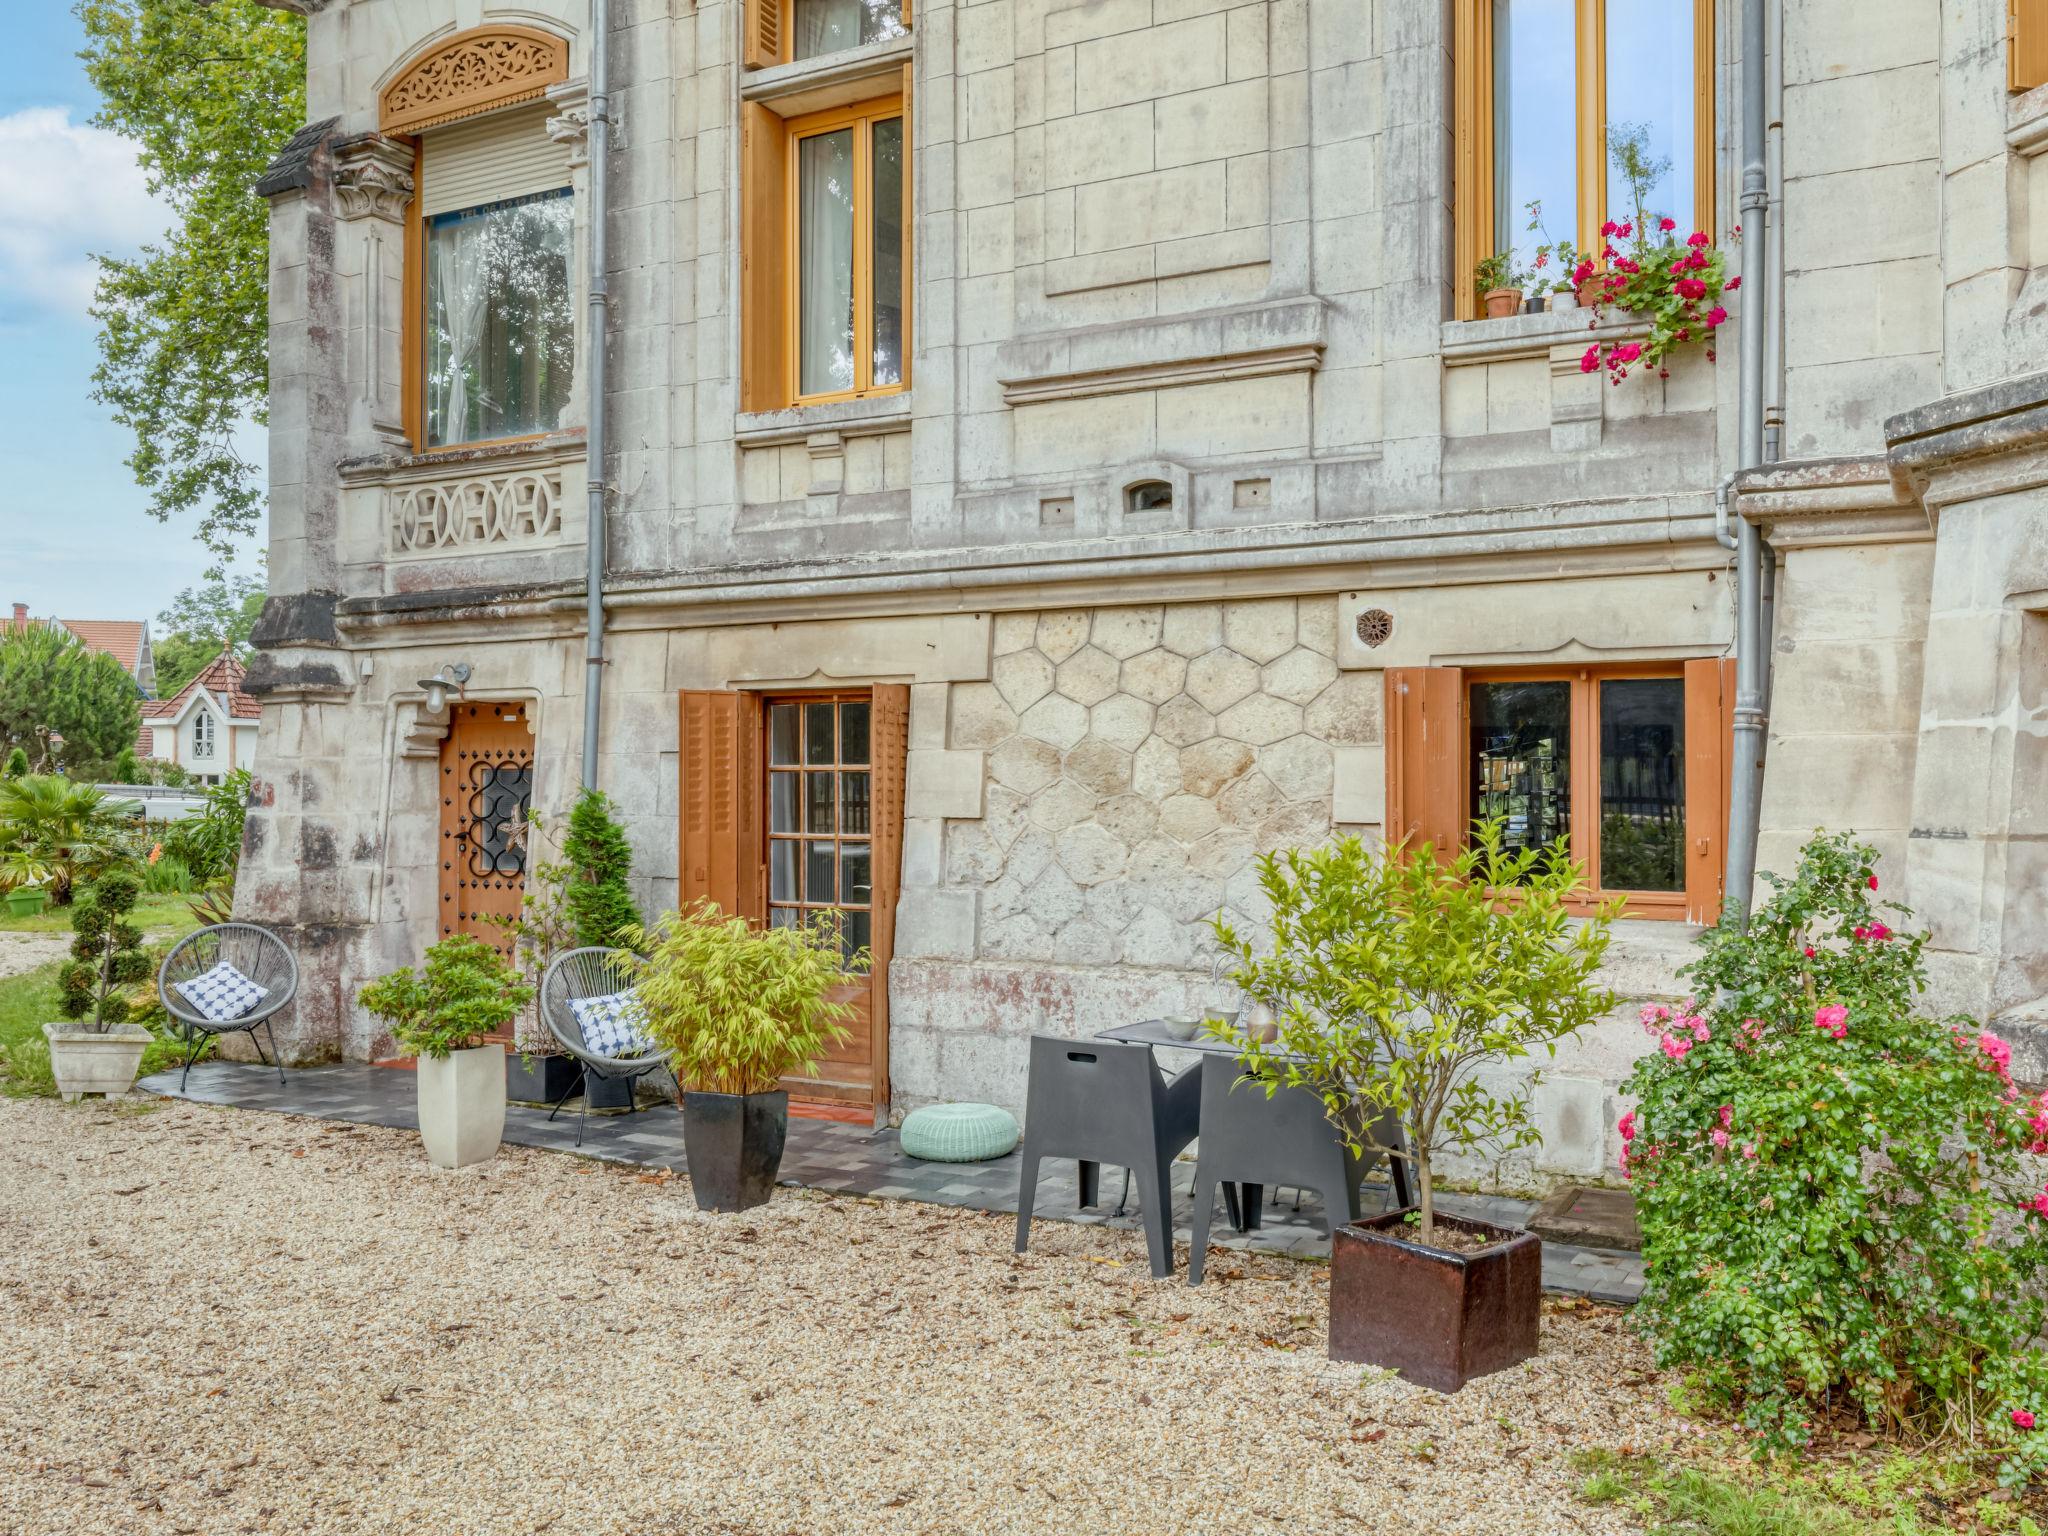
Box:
[745, 0, 910, 69]
[793, 99, 906, 401]
[1454, 0, 1713, 317]
[192, 708, 215, 761]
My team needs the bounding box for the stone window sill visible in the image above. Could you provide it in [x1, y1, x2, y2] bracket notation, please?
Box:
[742, 36, 912, 118]
[338, 430, 586, 484]
[736, 395, 911, 447]
[1441, 307, 1646, 366]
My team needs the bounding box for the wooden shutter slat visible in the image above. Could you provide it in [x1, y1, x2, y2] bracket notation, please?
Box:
[867, 684, 909, 1108]
[743, 0, 784, 69]
[678, 690, 763, 919]
[2015, 0, 2048, 90]
[1383, 666, 1466, 859]
[740, 101, 788, 412]
[1682, 657, 1734, 925]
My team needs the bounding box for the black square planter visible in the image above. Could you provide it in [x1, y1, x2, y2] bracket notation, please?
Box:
[681, 1090, 788, 1212]
[505, 1052, 581, 1106]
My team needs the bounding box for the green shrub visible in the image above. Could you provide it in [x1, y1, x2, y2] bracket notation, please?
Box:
[56, 871, 149, 1032]
[141, 850, 194, 894]
[160, 768, 249, 881]
[358, 934, 534, 1059]
[1211, 819, 1619, 1244]
[1626, 831, 2048, 1484]
[562, 788, 637, 949]
[4, 746, 28, 778]
[621, 901, 858, 1095]
[0, 774, 139, 903]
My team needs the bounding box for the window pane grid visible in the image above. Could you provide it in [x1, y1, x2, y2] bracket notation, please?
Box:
[765, 696, 875, 965]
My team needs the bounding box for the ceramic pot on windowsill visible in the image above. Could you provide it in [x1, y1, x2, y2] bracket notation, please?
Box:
[1481, 286, 1524, 319]
[1550, 287, 1578, 312]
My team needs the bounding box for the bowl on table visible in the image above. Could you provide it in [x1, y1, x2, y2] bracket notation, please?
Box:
[1160, 1014, 1204, 1042]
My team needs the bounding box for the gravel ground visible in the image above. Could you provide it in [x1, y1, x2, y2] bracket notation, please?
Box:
[0, 933, 66, 982]
[0, 1097, 1694, 1535]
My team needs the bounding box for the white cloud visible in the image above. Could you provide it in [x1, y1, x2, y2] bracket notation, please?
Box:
[0, 106, 168, 321]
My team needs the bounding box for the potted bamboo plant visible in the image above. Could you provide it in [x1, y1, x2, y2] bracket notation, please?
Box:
[622, 900, 858, 1213]
[45, 870, 154, 1101]
[1211, 820, 1617, 1390]
[359, 935, 534, 1169]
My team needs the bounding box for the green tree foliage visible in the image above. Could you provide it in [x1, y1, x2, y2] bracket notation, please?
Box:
[1212, 821, 1619, 1244]
[77, 0, 306, 569]
[153, 571, 267, 696]
[621, 903, 860, 1095]
[1627, 832, 2048, 1484]
[562, 789, 638, 949]
[0, 776, 142, 903]
[358, 935, 535, 1060]
[3, 748, 27, 778]
[0, 625, 143, 774]
[57, 870, 149, 1032]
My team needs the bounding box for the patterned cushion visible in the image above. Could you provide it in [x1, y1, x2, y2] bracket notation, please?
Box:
[900, 1102, 1020, 1162]
[173, 961, 268, 1025]
[567, 990, 656, 1058]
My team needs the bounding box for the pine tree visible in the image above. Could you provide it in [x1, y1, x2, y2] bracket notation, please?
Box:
[0, 624, 141, 773]
[563, 789, 638, 949]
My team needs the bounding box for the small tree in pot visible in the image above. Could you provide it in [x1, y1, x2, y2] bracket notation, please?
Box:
[621, 900, 858, 1212]
[360, 935, 533, 1169]
[1211, 820, 1618, 1388]
[45, 869, 155, 1100]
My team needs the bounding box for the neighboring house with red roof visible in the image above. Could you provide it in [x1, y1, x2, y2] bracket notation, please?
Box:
[6, 602, 156, 698]
[138, 648, 258, 783]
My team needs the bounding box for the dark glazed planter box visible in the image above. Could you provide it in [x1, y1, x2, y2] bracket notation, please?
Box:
[682, 1090, 789, 1213]
[1328, 1209, 1541, 1391]
[505, 1052, 581, 1106]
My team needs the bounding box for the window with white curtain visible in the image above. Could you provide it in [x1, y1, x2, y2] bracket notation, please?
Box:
[791, 97, 907, 403]
[792, 0, 907, 60]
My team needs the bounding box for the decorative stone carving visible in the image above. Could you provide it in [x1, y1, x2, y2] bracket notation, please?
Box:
[388, 467, 566, 555]
[545, 81, 592, 166]
[333, 134, 415, 222]
[380, 26, 571, 135]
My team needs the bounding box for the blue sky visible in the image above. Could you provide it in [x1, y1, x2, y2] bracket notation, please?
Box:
[0, 6, 261, 628]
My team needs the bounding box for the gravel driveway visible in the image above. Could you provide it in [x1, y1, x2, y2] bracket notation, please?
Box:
[0, 933, 66, 982]
[0, 1097, 1685, 1535]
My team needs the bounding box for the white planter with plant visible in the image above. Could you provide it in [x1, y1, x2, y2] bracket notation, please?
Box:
[359, 935, 533, 1170]
[1212, 820, 1617, 1387]
[622, 901, 858, 1213]
[45, 869, 154, 1102]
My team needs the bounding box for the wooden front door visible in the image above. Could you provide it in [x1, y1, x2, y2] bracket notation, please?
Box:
[437, 701, 533, 961]
[678, 685, 906, 1118]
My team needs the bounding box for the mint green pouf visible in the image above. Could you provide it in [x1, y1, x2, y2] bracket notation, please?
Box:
[899, 1102, 1020, 1162]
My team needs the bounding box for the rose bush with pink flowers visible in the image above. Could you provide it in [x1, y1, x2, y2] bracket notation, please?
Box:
[1625, 830, 2048, 1485]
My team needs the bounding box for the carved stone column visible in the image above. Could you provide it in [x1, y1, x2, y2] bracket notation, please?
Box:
[547, 80, 593, 432]
[333, 133, 415, 449]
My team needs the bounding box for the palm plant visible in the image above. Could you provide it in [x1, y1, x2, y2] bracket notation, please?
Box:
[0, 774, 141, 903]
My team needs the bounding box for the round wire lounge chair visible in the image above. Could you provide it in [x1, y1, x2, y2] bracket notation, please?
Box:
[157, 923, 299, 1091]
[538, 947, 674, 1146]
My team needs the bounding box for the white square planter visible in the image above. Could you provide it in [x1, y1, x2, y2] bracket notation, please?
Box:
[44, 1022, 152, 1102]
[416, 1044, 507, 1169]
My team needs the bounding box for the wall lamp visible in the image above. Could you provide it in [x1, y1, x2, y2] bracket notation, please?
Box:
[416, 662, 472, 715]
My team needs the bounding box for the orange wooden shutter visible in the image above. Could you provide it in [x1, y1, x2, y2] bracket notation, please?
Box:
[1682, 658, 1736, 925]
[743, 0, 784, 69]
[2015, 0, 2048, 89]
[867, 684, 909, 1104]
[1383, 667, 1467, 858]
[740, 102, 788, 411]
[678, 690, 764, 919]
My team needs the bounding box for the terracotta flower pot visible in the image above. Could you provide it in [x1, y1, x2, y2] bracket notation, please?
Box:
[1576, 275, 1604, 308]
[1481, 287, 1523, 319]
[1327, 1209, 1542, 1391]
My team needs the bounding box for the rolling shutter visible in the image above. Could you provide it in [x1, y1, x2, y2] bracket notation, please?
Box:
[740, 101, 789, 411]
[419, 106, 570, 217]
[678, 690, 765, 920]
[867, 684, 909, 1104]
[1383, 667, 1467, 859]
[1683, 657, 1736, 925]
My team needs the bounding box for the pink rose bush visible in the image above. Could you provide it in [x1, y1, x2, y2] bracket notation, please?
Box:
[1625, 831, 2048, 1484]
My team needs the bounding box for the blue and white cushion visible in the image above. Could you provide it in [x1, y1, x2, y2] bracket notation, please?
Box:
[173, 961, 268, 1024]
[567, 989, 655, 1058]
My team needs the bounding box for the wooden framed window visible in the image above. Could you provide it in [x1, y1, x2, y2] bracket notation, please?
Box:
[2015, 0, 2048, 90]
[742, 85, 911, 411]
[745, 0, 912, 69]
[765, 693, 877, 962]
[1453, 0, 1715, 318]
[1385, 659, 1733, 922]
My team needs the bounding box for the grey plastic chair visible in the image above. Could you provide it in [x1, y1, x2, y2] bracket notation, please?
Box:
[1013, 1035, 1210, 1278]
[157, 923, 299, 1090]
[1186, 1052, 1413, 1285]
[537, 947, 673, 1146]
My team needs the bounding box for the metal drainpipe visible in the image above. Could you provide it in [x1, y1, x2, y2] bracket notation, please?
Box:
[1722, 0, 1772, 926]
[580, 0, 611, 789]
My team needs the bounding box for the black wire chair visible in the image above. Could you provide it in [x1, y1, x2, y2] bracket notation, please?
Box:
[157, 923, 299, 1090]
[537, 947, 673, 1146]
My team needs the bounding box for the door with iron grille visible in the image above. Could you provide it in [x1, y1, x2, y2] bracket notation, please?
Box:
[438, 703, 534, 1000]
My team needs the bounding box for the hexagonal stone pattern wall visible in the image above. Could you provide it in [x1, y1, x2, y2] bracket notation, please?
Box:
[942, 598, 1379, 967]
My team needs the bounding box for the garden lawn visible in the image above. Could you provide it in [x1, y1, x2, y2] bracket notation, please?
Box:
[0, 891, 199, 937]
[0, 947, 196, 1097]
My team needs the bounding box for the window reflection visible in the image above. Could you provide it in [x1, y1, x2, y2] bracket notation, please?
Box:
[794, 0, 907, 59]
[1491, 0, 1577, 273]
[1605, 4, 1695, 233]
[425, 189, 574, 447]
[1470, 680, 1571, 874]
[1599, 678, 1685, 892]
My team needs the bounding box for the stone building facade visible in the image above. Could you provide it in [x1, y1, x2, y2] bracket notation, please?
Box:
[242, 0, 2048, 1188]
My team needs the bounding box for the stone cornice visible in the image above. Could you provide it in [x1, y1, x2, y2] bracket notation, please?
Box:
[1885, 369, 2048, 515]
[997, 297, 1326, 406]
[1732, 455, 1930, 549]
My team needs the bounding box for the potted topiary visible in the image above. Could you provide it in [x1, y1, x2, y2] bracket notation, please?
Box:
[45, 870, 154, 1100]
[1473, 250, 1524, 318]
[621, 900, 858, 1212]
[1212, 820, 1618, 1391]
[359, 934, 534, 1169]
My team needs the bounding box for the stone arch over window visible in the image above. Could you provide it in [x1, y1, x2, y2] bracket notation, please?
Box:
[379, 25, 571, 136]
